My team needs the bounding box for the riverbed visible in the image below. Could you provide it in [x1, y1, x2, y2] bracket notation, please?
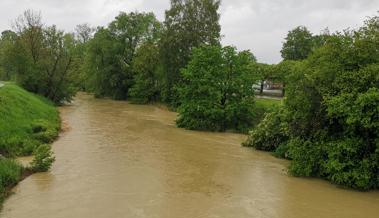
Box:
[1, 93, 379, 218]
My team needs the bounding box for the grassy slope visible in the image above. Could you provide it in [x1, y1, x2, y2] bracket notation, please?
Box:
[0, 83, 60, 156]
[0, 83, 60, 204]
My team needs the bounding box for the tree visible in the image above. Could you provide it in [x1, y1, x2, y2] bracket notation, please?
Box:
[13, 10, 44, 64]
[0, 30, 17, 80]
[67, 24, 95, 91]
[5, 10, 76, 103]
[177, 45, 258, 132]
[245, 15, 379, 190]
[75, 23, 94, 44]
[281, 26, 314, 60]
[86, 12, 161, 100]
[129, 42, 161, 103]
[160, 0, 221, 107]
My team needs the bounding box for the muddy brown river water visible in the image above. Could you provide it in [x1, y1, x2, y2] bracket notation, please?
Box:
[2, 93, 379, 218]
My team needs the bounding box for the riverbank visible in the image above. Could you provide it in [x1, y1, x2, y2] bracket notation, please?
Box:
[2, 93, 378, 218]
[0, 83, 60, 205]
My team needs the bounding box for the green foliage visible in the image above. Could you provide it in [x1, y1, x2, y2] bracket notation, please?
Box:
[0, 30, 18, 80]
[248, 15, 379, 190]
[281, 26, 330, 61]
[85, 12, 161, 100]
[322, 138, 378, 190]
[0, 158, 23, 202]
[281, 26, 314, 60]
[0, 158, 22, 188]
[272, 142, 290, 159]
[243, 107, 289, 151]
[287, 138, 326, 177]
[129, 42, 161, 103]
[65, 24, 95, 91]
[31, 144, 55, 172]
[253, 98, 282, 124]
[2, 10, 77, 103]
[177, 45, 257, 132]
[0, 83, 60, 156]
[160, 0, 221, 107]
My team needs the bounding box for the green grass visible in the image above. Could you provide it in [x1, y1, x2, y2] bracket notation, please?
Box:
[0, 158, 23, 204]
[253, 98, 283, 127]
[0, 83, 60, 206]
[0, 83, 60, 156]
[256, 98, 282, 109]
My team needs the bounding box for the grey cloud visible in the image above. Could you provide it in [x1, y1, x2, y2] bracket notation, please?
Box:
[1, 0, 378, 63]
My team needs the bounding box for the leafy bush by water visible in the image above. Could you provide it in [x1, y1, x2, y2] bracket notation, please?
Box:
[244, 15, 379, 190]
[0, 158, 22, 202]
[31, 145, 55, 172]
[243, 107, 289, 151]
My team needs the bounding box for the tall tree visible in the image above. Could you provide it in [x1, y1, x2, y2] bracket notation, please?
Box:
[75, 23, 94, 44]
[69, 24, 95, 90]
[281, 26, 314, 61]
[5, 10, 76, 103]
[160, 0, 221, 107]
[129, 42, 161, 103]
[0, 30, 17, 80]
[86, 12, 161, 99]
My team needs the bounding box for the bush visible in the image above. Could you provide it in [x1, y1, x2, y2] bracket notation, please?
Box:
[287, 138, 326, 177]
[0, 158, 22, 202]
[246, 15, 379, 190]
[273, 143, 290, 159]
[31, 145, 55, 172]
[323, 138, 379, 190]
[243, 107, 289, 151]
[0, 158, 22, 188]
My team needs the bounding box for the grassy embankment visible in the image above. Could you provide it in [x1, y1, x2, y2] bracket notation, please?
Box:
[0, 82, 60, 203]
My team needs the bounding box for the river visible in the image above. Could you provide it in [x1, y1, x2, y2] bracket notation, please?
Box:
[1, 93, 379, 218]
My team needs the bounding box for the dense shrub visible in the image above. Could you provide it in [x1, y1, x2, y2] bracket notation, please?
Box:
[177, 45, 258, 132]
[245, 15, 379, 190]
[0, 159, 22, 188]
[322, 138, 379, 190]
[0, 158, 23, 202]
[243, 107, 289, 151]
[31, 144, 55, 172]
[287, 138, 326, 177]
[272, 142, 290, 159]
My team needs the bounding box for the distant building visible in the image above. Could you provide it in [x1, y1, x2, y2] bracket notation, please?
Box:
[264, 80, 283, 90]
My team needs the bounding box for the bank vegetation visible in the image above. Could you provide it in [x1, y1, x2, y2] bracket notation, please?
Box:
[0, 0, 377, 190]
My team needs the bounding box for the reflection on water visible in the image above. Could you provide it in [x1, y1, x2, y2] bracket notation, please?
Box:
[2, 93, 379, 218]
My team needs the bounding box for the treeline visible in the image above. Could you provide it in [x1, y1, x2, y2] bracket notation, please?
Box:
[0, 0, 261, 132]
[84, 0, 223, 107]
[244, 16, 379, 190]
[0, 1, 378, 190]
[0, 1, 224, 106]
[0, 10, 78, 103]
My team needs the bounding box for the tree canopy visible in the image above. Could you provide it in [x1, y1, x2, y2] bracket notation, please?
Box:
[85, 12, 161, 99]
[245, 15, 379, 190]
[160, 0, 221, 107]
[177, 45, 258, 132]
[1, 10, 76, 103]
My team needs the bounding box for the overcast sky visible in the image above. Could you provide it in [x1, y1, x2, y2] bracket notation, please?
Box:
[0, 0, 378, 63]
